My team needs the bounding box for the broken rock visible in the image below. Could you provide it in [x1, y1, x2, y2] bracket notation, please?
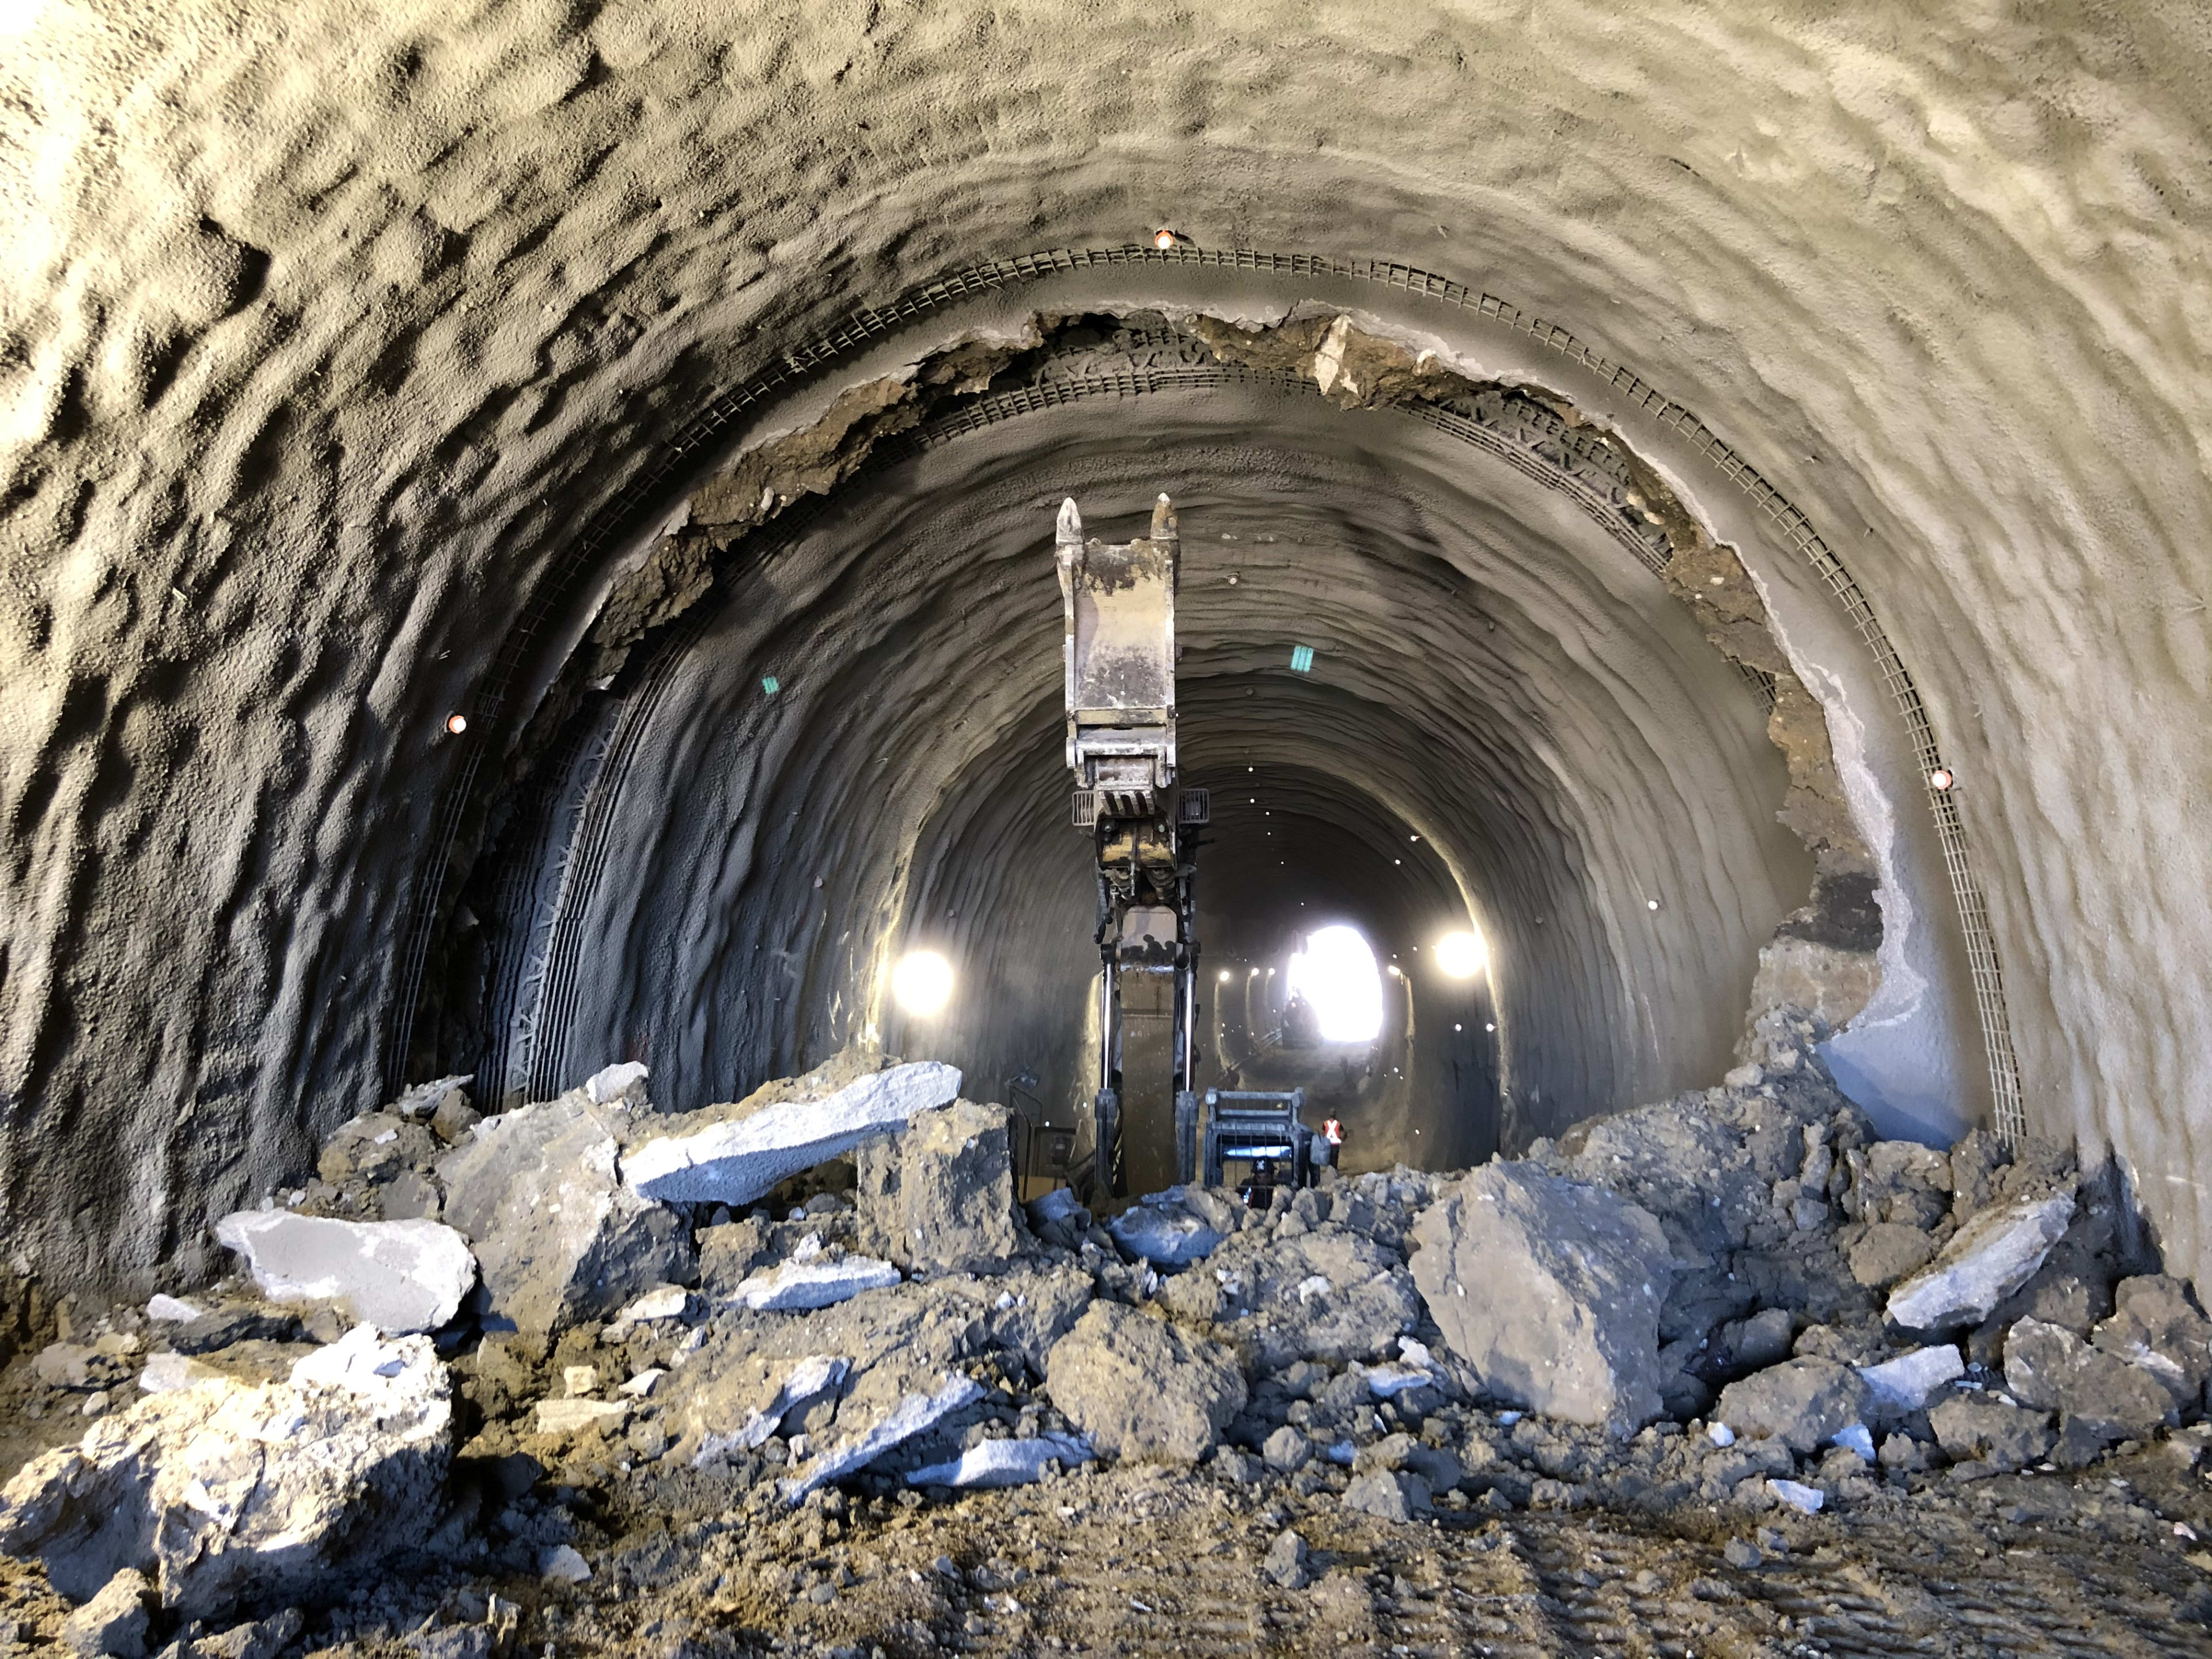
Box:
[1342, 1467, 1431, 1522]
[624, 1060, 961, 1207]
[907, 1432, 1092, 1488]
[1107, 1197, 1226, 1268]
[212, 1211, 475, 1335]
[2092, 1275, 2212, 1408]
[1044, 1302, 1247, 1464]
[2003, 1317, 2174, 1444]
[1885, 1192, 2073, 1331]
[1846, 1222, 1938, 1289]
[731, 1255, 902, 1312]
[1929, 1393, 2054, 1472]
[60, 1567, 150, 1657]
[1410, 1162, 1673, 1433]
[0, 1326, 452, 1618]
[1856, 1343, 1965, 1413]
[1714, 1358, 1872, 1453]
[781, 1373, 984, 1502]
[437, 1087, 692, 1334]
[855, 1097, 1018, 1272]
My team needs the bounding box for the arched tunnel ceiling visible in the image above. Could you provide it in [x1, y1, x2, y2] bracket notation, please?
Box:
[3, 1, 2210, 1295]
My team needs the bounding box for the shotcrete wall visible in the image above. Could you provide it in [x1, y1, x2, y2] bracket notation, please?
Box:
[3, 0, 2208, 1292]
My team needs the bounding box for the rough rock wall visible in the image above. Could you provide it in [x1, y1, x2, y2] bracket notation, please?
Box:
[4, 1, 2210, 1289]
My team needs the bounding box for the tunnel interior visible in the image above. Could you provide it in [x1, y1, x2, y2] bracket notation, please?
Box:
[402, 296, 1899, 1214]
[9, 0, 2209, 1308]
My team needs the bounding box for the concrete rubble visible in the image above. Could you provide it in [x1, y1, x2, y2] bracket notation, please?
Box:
[212, 1211, 476, 1335]
[7, 1016, 2212, 1649]
[0, 1325, 451, 1619]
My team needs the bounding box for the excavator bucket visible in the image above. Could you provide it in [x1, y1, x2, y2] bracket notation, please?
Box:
[1058, 494, 1179, 822]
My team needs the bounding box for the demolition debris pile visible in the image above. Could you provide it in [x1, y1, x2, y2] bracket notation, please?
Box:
[3, 1014, 2210, 1654]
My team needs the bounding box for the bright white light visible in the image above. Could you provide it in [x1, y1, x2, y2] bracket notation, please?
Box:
[891, 950, 953, 1017]
[1218, 969, 1232, 983]
[1285, 925, 1384, 1042]
[1435, 930, 1487, 978]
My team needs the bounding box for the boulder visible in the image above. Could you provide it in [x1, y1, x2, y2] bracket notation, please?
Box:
[533, 1397, 629, 1437]
[0, 1327, 452, 1619]
[1928, 1393, 2054, 1471]
[1846, 1223, 1937, 1289]
[1044, 1302, 1247, 1464]
[2092, 1275, 2212, 1408]
[907, 1433, 1092, 1489]
[623, 1061, 962, 1207]
[60, 1567, 150, 1657]
[2003, 1317, 2175, 1444]
[1885, 1192, 2073, 1331]
[1714, 1357, 1871, 1453]
[1856, 1343, 1965, 1413]
[1107, 1199, 1225, 1268]
[1409, 1162, 1673, 1433]
[855, 1098, 1018, 1272]
[437, 1087, 691, 1335]
[211, 1211, 475, 1335]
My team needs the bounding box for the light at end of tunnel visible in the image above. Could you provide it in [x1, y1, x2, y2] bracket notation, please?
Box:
[444, 713, 468, 735]
[1929, 767, 1955, 791]
[891, 950, 953, 1018]
[1455, 1023, 1463, 1032]
[1434, 930, 1488, 978]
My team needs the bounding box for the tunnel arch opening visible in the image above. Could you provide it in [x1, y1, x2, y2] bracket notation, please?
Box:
[398, 257, 1988, 1198]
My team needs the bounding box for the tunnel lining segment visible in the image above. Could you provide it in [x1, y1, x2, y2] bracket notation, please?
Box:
[389, 245, 2021, 1143]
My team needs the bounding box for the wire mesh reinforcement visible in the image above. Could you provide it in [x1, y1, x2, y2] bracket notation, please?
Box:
[386, 244, 2022, 1142]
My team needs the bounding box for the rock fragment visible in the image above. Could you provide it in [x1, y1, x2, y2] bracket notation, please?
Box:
[1929, 1392, 2054, 1471]
[211, 1211, 476, 1334]
[143, 1296, 202, 1324]
[2003, 1317, 2174, 1444]
[907, 1433, 1092, 1488]
[0, 1326, 452, 1618]
[855, 1097, 1018, 1272]
[1343, 1467, 1431, 1521]
[1714, 1358, 1871, 1453]
[2091, 1274, 2212, 1408]
[781, 1373, 984, 1503]
[1767, 1478, 1824, 1514]
[540, 1544, 592, 1583]
[1856, 1343, 1964, 1412]
[1885, 1192, 2073, 1331]
[437, 1086, 691, 1335]
[624, 1060, 961, 1207]
[1044, 1302, 1247, 1464]
[1107, 1198, 1226, 1268]
[60, 1567, 150, 1657]
[1262, 1528, 1310, 1589]
[1410, 1162, 1673, 1433]
[731, 1255, 902, 1311]
[534, 1398, 628, 1437]
[1846, 1222, 1937, 1288]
